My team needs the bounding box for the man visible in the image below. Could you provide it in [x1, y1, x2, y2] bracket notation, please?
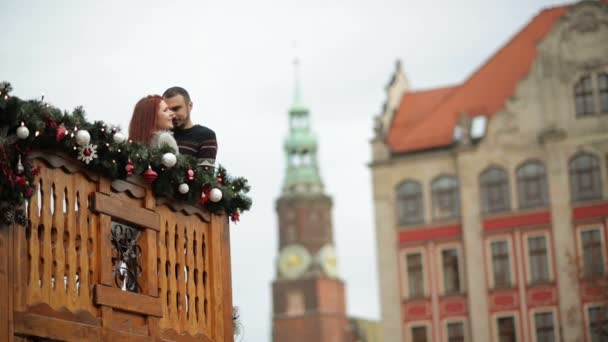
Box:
[162, 86, 217, 168]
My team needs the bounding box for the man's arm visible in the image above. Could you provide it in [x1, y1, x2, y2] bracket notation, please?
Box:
[197, 129, 217, 167]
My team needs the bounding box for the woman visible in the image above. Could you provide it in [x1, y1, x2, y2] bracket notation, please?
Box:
[128, 95, 179, 153]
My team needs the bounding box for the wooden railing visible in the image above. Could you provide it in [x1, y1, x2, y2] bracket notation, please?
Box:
[0, 151, 233, 341]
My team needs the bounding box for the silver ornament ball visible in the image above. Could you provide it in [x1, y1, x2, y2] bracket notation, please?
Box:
[75, 130, 91, 146]
[209, 188, 223, 202]
[16, 125, 29, 139]
[113, 131, 126, 144]
[178, 183, 189, 194]
[161, 152, 177, 168]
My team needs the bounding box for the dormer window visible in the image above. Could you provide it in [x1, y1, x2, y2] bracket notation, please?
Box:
[574, 73, 608, 117]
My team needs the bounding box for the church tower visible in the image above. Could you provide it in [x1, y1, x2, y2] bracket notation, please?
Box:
[271, 60, 349, 342]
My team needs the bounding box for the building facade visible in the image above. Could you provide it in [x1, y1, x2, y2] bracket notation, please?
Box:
[370, 2, 608, 341]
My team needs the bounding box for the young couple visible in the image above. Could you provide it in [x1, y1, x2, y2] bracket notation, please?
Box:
[128, 86, 217, 167]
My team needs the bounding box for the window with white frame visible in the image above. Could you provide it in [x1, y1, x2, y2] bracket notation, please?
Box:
[588, 306, 608, 342]
[575, 74, 596, 116]
[480, 167, 511, 214]
[528, 235, 550, 284]
[516, 161, 549, 209]
[574, 72, 608, 116]
[569, 153, 602, 202]
[534, 311, 555, 342]
[411, 325, 428, 342]
[600, 73, 608, 113]
[491, 240, 512, 288]
[406, 252, 425, 298]
[442, 248, 461, 294]
[497, 316, 517, 342]
[447, 321, 465, 342]
[581, 228, 605, 278]
[431, 176, 460, 220]
[396, 180, 424, 225]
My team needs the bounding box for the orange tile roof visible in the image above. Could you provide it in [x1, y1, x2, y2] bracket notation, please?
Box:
[387, 4, 570, 154]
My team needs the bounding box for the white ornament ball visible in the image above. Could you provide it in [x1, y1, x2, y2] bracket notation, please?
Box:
[75, 129, 91, 146]
[178, 183, 189, 194]
[113, 131, 126, 144]
[209, 188, 223, 202]
[16, 125, 29, 139]
[161, 152, 177, 168]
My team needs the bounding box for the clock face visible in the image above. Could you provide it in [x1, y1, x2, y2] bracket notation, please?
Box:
[316, 244, 338, 278]
[278, 244, 311, 279]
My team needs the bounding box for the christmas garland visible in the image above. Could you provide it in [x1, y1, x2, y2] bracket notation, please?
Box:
[0, 82, 251, 224]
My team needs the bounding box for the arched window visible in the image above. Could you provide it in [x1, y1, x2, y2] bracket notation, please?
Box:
[599, 73, 608, 113]
[480, 167, 510, 214]
[431, 176, 460, 220]
[396, 180, 424, 225]
[569, 153, 602, 202]
[574, 75, 595, 116]
[516, 161, 549, 208]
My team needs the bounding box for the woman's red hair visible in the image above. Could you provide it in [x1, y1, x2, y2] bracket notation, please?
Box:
[128, 95, 163, 144]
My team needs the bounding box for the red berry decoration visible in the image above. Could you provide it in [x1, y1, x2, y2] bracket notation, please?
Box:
[143, 166, 158, 183]
[125, 159, 134, 176]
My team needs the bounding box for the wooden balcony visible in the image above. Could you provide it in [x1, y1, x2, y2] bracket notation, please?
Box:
[0, 151, 233, 341]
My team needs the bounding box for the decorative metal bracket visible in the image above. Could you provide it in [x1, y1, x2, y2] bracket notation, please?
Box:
[110, 221, 142, 293]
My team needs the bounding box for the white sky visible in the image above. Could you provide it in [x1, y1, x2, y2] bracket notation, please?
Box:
[1, 0, 570, 340]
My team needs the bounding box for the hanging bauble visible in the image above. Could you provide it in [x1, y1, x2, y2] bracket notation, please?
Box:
[217, 176, 223, 184]
[178, 183, 189, 194]
[209, 188, 223, 202]
[125, 159, 134, 176]
[75, 129, 91, 146]
[161, 152, 177, 168]
[199, 186, 210, 205]
[113, 131, 127, 144]
[16, 155, 24, 174]
[143, 166, 158, 183]
[16, 123, 29, 139]
[56, 125, 67, 141]
[15, 175, 27, 188]
[187, 168, 195, 181]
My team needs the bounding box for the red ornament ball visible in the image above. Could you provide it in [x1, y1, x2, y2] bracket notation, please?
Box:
[143, 167, 158, 183]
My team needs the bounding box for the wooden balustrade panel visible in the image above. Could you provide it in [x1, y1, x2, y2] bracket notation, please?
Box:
[156, 205, 213, 338]
[24, 160, 99, 317]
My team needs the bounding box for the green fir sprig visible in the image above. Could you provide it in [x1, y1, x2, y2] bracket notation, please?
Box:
[0, 82, 251, 222]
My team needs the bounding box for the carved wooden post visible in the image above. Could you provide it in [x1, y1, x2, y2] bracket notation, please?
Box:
[0, 218, 13, 342]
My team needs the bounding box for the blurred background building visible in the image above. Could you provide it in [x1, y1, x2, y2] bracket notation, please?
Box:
[370, 1, 608, 341]
[272, 64, 382, 342]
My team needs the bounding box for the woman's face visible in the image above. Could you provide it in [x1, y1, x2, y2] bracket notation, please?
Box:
[156, 100, 175, 130]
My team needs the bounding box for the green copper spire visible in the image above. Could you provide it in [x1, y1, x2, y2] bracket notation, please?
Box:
[282, 59, 324, 195]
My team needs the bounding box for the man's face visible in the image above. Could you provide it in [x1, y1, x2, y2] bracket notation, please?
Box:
[164, 94, 192, 129]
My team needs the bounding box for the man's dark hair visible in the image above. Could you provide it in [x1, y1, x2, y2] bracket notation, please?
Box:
[163, 86, 191, 103]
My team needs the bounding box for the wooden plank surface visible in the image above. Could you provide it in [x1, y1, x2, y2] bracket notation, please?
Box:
[94, 284, 162, 317]
[0, 222, 11, 341]
[14, 311, 101, 341]
[92, 192, 160, 231]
